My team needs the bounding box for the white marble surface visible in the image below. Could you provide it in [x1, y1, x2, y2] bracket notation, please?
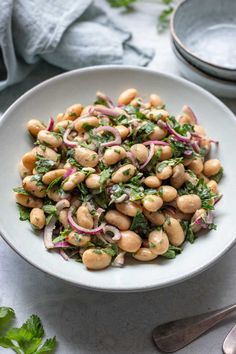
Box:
[0, 1, 236, 353]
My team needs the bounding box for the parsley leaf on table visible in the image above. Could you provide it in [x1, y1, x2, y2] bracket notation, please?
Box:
[107, 0, 136, 8]
[0, 308, 57, 354]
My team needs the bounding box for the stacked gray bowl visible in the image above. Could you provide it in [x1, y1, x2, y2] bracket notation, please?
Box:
[170, 0, 236, 98]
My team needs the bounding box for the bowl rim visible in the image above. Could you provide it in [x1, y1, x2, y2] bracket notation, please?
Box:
[170, 0, 236, 73]
[1, 65, 236, 292]
[171, 39, 236, 86]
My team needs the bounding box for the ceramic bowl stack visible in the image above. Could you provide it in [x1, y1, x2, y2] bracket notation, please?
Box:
[170, 0, 236, 98]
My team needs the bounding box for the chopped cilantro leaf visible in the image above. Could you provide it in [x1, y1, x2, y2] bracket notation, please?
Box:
[107, 0, 136, 7]
[178, 178, 216, 210]
[131, 211, 149, 236]
[42, 205, 57, 214]
[116, 114, 129, 125]
[94, 97, 108, 106]
[211, 167, 223, 183]
[17, 204, 31, 221]
[0, 310, 57, 354]
[13, 187, 30, 196]
[156, 157, 183, 173]
[162, 245, 182, 259]
[104, 244, 118, 257]
[35, 155, 57, 174]
[99, 168, 112, 191]
[122, 168, 131, 176]
[134, 121, 155, 143]
[46, 176, 62, 192]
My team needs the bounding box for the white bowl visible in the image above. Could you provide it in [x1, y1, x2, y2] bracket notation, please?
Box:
[172, 41, 236, 99]
[0, 66, 235, 292]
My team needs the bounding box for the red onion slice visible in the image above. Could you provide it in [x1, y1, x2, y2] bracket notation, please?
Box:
[140, 143, 155, 169]
[103, 224, 121, 241]
[126, 151, 138, 167]
[63, 168, 76, 179]
[158, 120, 191, 143]
[44, 199, 71, 249]
[94, 106, 123, 117]
[93, 125, 121, 147]
[53, 241, 72, 248]
[68, 208, 105, 234]
[183, 150, 193, 156]
[63, 124, 78, 148]
[214, 193, 223, 204]
[143, 140, 169, 146]
[96, 91, 114, 108]
[59, 249, 69, 261]
[44, 216, 56, 249]
[182, 105, 198, 124]
[112, 251, 126, 267]
[191, 140, 200, 153]
[94, 208, 105, 228]
[47, 117, 54, 131]
[162, 205, 177, 215]
[56, 200, 70, 213]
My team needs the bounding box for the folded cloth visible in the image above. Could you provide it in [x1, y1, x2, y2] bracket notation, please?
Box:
[0, 0, 154, 91]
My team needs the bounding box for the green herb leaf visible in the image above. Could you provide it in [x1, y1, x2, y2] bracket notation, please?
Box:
[211, 167, 223, 183]
[131, 211, 149, 236]
[107, 0, 136, 7]
[53, 227, 71, 244]
[99, 168, 112, 191]
[0, 307, 15, 333]
[30, 175, 44, 187]
[158, 2, 174, 33]
[13, 187, 30, 196]
[35, 336, 57, 354]
[116, 114, 129, 125]
[0, 337, 21, 353]
[67, 157, 81, 169]
[42, 205, 57, 214]
[134, 121, 155, 143]
[0, 310, 57, 354]
[181, 220, 195, 243]
[178, 178, 216, 210]
[17, 204, 31, 221]
[122, 168, 131, 176]
[77, 183, 90, 202]
[93, 192, 108, 209]
[104, 244, 118, 257]
[162, 245, 182, 259]
[35, 156, 57, 174]
[46, 177, 62, 192]
[156, 157, 183, 173]
[94, 96, 108, 106]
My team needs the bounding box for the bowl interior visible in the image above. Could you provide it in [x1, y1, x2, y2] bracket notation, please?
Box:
[173, 0, 236, 71]
[0, 66, 236, 292]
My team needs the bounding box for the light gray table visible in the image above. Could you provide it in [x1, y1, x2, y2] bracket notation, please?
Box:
[0, 1, 235, 353]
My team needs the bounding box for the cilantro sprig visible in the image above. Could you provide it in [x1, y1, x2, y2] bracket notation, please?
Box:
[0, 307, 57, 354]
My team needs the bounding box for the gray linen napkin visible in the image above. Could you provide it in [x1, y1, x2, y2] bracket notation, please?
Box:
[0, 0, 154, 90]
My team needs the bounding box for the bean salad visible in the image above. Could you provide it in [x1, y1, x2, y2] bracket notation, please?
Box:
[14, 89, 223, 270]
